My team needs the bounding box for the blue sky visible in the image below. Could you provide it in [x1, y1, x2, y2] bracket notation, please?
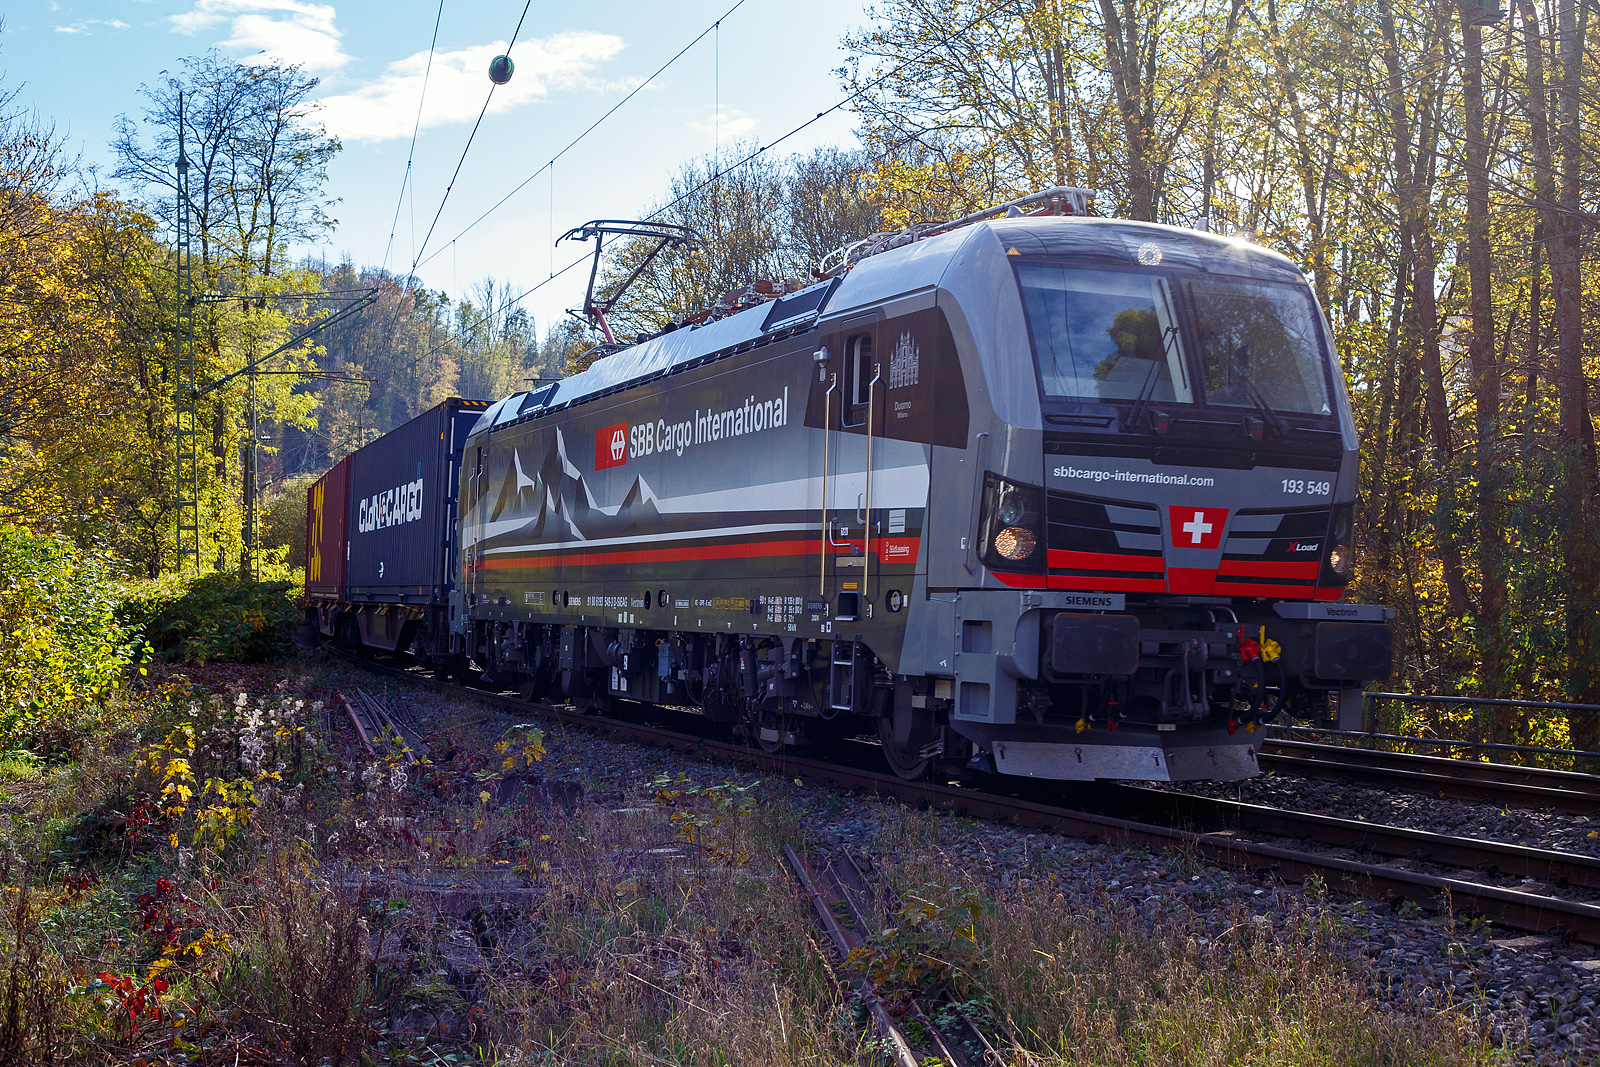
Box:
[7, 0, 871, 333]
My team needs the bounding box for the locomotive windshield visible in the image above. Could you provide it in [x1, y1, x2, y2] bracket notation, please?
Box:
[1016, 263, 1334, 417]
[1183, 275, 1333, 415]
[1017, 265, 1192, 404]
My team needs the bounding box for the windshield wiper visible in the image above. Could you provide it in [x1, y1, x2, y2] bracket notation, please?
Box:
[1232, 345, 1291, 440]
[1123, 358, 1163, 432]
[1124, 325, 1184, 433]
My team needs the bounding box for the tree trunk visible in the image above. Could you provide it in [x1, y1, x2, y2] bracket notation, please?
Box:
[1523, 219, 1542, 454]
[1266, 0, 1330, 309]
[1098, 0, 1157, 220]
[1553, 0, 1599, 714]
[1460, 10, 1509, 698]
[1380, 0, 1470, 621]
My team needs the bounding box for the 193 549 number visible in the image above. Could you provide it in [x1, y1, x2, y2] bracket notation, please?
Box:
[1282, 479, 1332, 495]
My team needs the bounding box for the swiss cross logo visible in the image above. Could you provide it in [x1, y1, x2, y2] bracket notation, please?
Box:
[595, 423, 628, 470]
[1168, 506, 1229, 549]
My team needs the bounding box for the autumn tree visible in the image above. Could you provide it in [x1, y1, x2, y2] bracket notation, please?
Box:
[111, 53, 339, 570]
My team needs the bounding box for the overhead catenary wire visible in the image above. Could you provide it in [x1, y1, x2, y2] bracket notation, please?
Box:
[405, 0, 1013, 359]
[410, 0, 538, 273]
[381, 0, 446, 275]
[644, 0, 1011, 225]
[414, 0, 751, 271]
[513, 0, 1011, 309]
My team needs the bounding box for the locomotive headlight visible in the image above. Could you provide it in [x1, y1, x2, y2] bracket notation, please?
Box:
[994, 526, 1038, 561]
[997, 487, 1034, 527]
[1323, 500, 1357, 583]
[979, 473, 1046, 572]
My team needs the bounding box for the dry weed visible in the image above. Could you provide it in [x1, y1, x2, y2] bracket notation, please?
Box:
[866, 805, 1497, 1067]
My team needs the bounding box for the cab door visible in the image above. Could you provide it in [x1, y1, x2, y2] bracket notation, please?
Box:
[823, 318, 879, 620]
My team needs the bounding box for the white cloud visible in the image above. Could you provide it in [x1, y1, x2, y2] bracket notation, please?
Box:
[168, 0, 349, 72]
[689, 108, 757, 138]
[54, 17, 132, 34]
[317, 32, 625, 143]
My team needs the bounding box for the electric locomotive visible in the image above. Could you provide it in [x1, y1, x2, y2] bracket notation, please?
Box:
[450, 189, 1393, 782]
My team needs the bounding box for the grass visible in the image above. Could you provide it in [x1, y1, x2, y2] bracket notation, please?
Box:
[871, 806, 1500, 1066]
[0, 654, 1512, 1065]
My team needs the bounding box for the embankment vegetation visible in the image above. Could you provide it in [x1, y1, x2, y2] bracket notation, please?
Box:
[0, 625, 1503, 1062]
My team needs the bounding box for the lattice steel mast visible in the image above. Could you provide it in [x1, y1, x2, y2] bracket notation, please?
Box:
[173, 91, 200, 573]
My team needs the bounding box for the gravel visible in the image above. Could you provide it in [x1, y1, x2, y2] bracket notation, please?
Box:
[1162, 767, 1600, 859]
[364, 678, 1600, 1064]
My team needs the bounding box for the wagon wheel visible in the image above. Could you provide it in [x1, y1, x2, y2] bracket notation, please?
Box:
[756, 708, 790, 755]
[878, 717, 931, 781]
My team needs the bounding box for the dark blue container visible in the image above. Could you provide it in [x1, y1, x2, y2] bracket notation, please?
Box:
[345, 397, 490, 602]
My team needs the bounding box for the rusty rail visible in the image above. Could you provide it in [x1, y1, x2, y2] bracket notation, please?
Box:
[782, 845, 921, 1067]
[353, 687, 429, 765]
[335, 689, 376, 754]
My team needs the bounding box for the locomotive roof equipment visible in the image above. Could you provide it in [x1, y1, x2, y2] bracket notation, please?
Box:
[558, 219, 702, 348]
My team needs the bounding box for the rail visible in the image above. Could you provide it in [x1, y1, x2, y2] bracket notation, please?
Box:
[1109, 782, 1600, 889]
[1279, 689, 1600, 772]
[1257, 738, 1600, 813]
[335, 653, 1600, 945]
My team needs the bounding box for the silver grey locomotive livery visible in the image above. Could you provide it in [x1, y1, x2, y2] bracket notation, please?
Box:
[449, 190, 1393, 782]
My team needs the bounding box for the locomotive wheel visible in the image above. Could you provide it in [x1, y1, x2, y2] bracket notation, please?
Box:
[877, 718, 931, 781]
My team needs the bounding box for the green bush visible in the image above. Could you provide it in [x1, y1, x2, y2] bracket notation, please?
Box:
[125, 572, 302, 664]
[0, 525, 139, 757]
[261, 473, 314, 570]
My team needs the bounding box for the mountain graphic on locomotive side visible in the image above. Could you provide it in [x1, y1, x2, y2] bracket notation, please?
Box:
[306, 188, 1394, 783]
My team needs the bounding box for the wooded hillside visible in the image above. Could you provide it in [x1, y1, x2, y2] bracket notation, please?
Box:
[2, 0, 1598, 710]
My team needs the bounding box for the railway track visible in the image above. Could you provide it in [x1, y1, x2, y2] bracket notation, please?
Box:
[1101, 784, 1600, 891]
[335, 654, 1600, 946]
[784, 845, 1001, 1067]
[1258, 737, 1600, 813]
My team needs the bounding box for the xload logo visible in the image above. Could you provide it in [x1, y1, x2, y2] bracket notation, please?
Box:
[595, 422, 628, 470]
